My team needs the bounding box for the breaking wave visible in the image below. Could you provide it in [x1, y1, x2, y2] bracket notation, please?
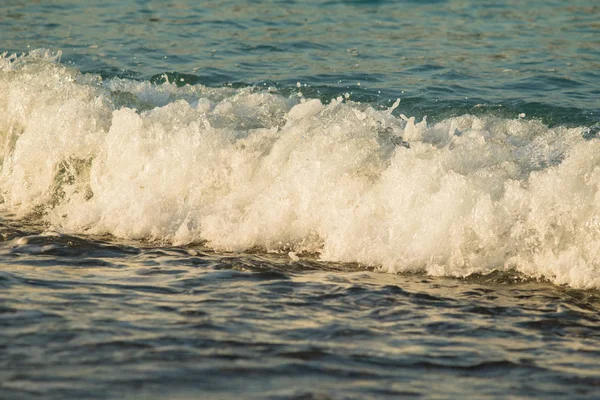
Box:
[2, 50, 600, 288]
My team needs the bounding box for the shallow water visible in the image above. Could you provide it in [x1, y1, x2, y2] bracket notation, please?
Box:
[2, 218, 600, 399]
[1, 0, 600, 399]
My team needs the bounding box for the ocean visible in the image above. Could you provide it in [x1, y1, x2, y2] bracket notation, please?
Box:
[1, 0, 600, 399]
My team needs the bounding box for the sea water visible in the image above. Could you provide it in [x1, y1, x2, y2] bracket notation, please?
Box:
[1, 1, 600, 399]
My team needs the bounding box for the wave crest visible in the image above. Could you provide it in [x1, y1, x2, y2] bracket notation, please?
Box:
[1, 51, 599, 289]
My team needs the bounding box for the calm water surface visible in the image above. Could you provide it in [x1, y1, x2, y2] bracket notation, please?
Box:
[2, 218, 600, 399]
[1, 1, 600, 399]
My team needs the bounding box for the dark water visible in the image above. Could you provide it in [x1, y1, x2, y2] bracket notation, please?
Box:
[2, 0, 600, 399]
[2, 218, 600, 399]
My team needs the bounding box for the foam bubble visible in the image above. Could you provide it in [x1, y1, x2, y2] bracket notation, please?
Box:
[2, 51, 600, 289]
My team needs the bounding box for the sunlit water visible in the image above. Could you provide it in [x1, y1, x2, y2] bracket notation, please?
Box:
[1, 0, 600, 399]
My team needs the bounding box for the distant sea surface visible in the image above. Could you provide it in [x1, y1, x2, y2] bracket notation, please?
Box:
[1, 1, 600, 399]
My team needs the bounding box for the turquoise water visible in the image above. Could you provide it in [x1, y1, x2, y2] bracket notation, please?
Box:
[2, 1, 600, 399]
[3, 0, 599, 124]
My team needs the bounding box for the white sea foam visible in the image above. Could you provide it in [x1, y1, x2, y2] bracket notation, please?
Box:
[2, 51, 600, 288]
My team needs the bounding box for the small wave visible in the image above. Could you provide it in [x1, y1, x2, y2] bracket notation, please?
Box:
[2, 50, 600, 289]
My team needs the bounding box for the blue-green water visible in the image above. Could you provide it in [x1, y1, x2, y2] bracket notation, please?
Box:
[1, 1, 600, 399]
[3, 0, 599, 124]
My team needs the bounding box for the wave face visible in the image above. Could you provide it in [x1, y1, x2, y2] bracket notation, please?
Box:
[2, 51, 600, 289]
